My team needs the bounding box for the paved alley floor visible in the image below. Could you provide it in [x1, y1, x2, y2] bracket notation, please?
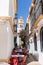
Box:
[25, 53, 39, 65]
[27, 61, 41, 65]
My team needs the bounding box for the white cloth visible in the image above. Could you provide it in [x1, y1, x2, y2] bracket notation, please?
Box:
[11, 55, 24, 57]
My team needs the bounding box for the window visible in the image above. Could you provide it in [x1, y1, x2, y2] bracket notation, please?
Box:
[42, 3, 43, 14]
[20, 20, 22, 21]
[14, 37, 17, 46]
[40, 27, 43, 51]
[34, 33, 37, 51]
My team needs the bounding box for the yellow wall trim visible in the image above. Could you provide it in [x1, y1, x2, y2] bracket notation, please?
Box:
[30, 25, 38, 31]
[29, 3, 34, 15]
[30, 15, 43, 31]
[0, 55, 11, 63]
[0, 16, 14, 34]
[34, 15, 43, 25]
[32, 0, 35, 4]
[14, 0, 17, 13]
[14, 32, 17, 36]
[0, 58, 9, 63]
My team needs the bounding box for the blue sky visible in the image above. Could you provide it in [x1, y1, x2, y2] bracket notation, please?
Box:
[17, 0, 32, 26]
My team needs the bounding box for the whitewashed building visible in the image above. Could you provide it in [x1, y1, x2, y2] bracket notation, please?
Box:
[0, 0, 17, 63]
[17, 17, 25, 46]
[27, 0, 43, 65]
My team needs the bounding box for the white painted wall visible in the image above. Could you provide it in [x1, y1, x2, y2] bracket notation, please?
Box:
[0, 0, 14, 17]
[29, 20, 31, 34]
[9, 0, 14, 18]
[0, 21, 14, 59]
[17, 35, 20, 46]
[29, 19, 43, 65]
[17, 18, 24, 46]
[37, 19, 43, 65]
[37, 40, 41, 53]
[39, 53, 43, 65]
[29, 42, 34, 53]
[6, 21, 14, 58]
[0, 0, 9, 16]
[29, 37, 35, 53]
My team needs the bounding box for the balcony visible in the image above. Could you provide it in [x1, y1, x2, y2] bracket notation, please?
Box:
[30, 0, 43, 30]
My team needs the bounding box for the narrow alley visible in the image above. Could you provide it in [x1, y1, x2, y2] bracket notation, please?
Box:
[0, 0, 43, 65]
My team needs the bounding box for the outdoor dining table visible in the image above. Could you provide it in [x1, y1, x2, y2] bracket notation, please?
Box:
[11, 54, 24, 57]
[10, 49, 27, 65]
[11, 54, 25, 65]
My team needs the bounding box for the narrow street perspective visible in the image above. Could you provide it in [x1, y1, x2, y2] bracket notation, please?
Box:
[0, 0, 43, 65]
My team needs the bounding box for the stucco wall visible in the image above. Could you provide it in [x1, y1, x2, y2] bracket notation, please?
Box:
[0, 0, 9, 16]
[0, 0, 14, 17]
[0, 21, 14, 59]
[29, 19, 43, 65]
[9, 0, 14, 18]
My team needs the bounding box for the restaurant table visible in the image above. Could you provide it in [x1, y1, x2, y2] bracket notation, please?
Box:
[11, 54, 24, 65]
[11, 54, 24, 57]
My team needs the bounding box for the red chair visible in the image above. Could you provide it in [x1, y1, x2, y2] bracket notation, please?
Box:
[20, 48, 27, 65]
[13, 58, 18, 65]
[10, 50, 18, 65]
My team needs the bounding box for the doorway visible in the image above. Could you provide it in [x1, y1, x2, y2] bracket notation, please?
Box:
[40, 27, 43, 51]
[34, 33, 37, 51]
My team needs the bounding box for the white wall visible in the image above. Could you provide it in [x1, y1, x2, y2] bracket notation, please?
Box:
[6, 21, 14, 58]
[29, 37, 35, 53]
[29, 19, 43, 65]
[0, 21, 14, 59]
[17, 35, 20, 46]
[29, 43, 34, 53]
[37, 19, 43, 65]
[0, 0, 14, 17]
[0, 0, 9, 16]
[9, 0, 14, 18]
[29, 20, 31, 35]
[39, 53, 43, 65]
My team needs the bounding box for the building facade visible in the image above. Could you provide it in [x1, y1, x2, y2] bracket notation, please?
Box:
[0, 0, 17, 62]
[17, 17, 25, 46]
[25, 18, 29, 49]
[13, 13, 18, 46]
[27, 0, 43, 65]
